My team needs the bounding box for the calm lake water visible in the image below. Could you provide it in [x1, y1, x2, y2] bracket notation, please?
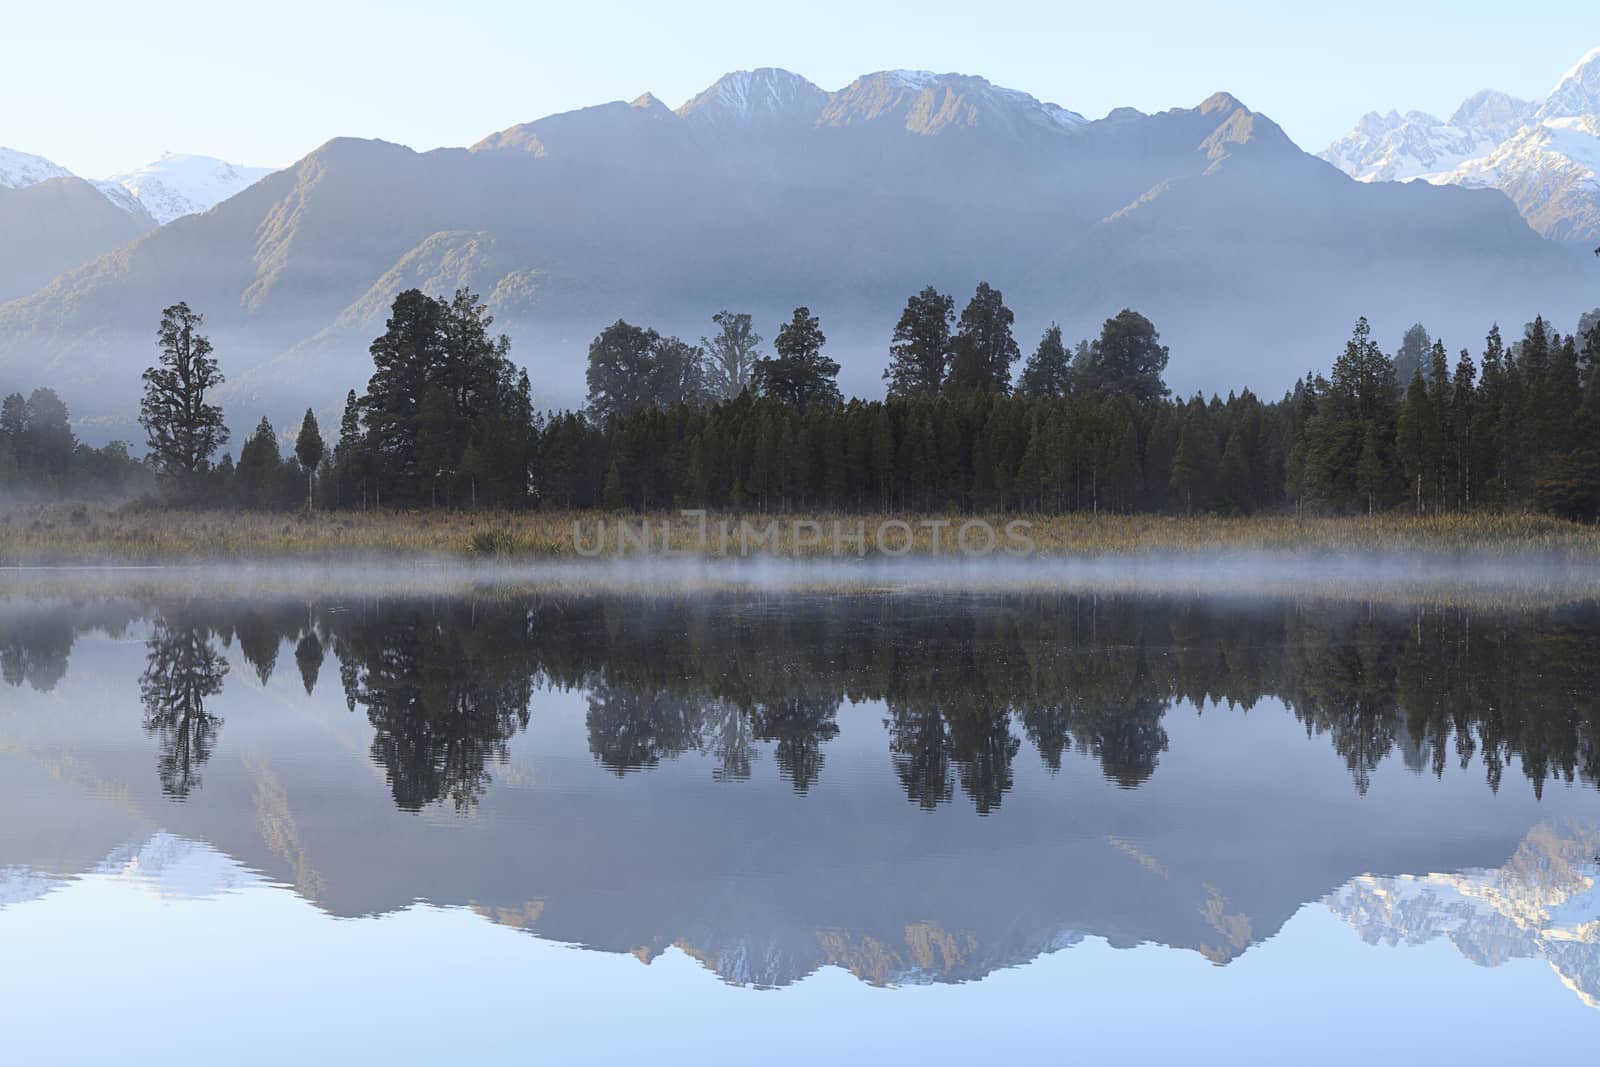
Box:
[2, 588, 1598, 1062]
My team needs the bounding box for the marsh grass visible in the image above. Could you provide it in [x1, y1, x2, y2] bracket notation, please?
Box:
[1, 503, 1598, 565]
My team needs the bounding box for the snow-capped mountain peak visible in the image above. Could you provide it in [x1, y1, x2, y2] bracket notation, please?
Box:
[1320, 109, 1499, 183]
[105, 152, 275, 225]
[0, 146, 272, 224]
[820, 70, 1087, 135]
[1539, 46, 1600, 121]
[1447, 90, 1538, 143]
[1321, 45, 1600, 244]
[677, 68, 829, 127]
[0, 146, 73, 189]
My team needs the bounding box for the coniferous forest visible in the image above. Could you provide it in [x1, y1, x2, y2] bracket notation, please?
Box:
[4, 277, 1598, 519]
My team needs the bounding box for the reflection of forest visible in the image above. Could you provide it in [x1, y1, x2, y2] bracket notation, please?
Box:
[3, 594, 1598, 810]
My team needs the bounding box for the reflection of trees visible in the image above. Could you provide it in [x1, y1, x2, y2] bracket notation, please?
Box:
[585, 686, 840, 793]
[1021, 698, 1169, 789]
[14, 591, 1600, 811]
[750, 696, 839, 794]
[139, 617, 228, 798]
[294, 632, 324, 695]
[887, 704, 951, 809]
[586, 686, 708, 775]
[335, 601, 536, 811]
[0, 614, 74, 692]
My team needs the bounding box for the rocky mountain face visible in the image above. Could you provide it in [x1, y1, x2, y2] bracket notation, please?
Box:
[1322, 47, 1600, 244]
[0, 69, 1590, 436]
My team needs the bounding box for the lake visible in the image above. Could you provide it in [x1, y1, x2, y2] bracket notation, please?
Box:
[2, 587, 1598, 1062]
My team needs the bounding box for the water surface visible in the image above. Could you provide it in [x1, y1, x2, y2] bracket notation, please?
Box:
[2, 590, 1597, 1062]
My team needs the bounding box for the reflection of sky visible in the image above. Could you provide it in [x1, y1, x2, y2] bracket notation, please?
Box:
[4, 620, 1600, 1059]
[1, 865, 1596, 1065]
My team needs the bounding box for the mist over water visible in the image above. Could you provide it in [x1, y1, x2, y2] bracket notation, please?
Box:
[4, 548, 1598, 604]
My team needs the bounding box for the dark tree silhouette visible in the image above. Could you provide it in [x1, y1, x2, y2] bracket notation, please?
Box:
[139, 616, 228, 798]
[139, 302, 228, 490]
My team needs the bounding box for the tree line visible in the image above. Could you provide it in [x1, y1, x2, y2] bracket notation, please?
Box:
[0, 387, 149, 498]
[6, 277, 1596, 517]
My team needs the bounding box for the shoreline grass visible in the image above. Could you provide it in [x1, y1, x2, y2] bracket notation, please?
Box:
[1, 503, 1598, 565]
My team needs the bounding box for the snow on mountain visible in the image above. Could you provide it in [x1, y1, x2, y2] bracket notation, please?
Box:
[675, 67, 1085, 134]
[97, 832, 256, 900]
[1319, 109, 1506, 182]
[820, 70, 1087, 135]
[0, 146, 73, 189]
[1324, 821, 1600, 1010]
[0, 864, 63, 908]
[677, 68, 829, 128]
[1320, 47, 1600, 242]
[1441, 115, 1600, 191]
[1450, 90, 1541, 144]
[0, 146, 270, 223]
[105, 153, 274, 225]
[88, 179, 156, 222]
[1538, 45, 1600, 121]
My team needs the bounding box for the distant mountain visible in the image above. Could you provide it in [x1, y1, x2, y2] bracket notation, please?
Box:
[0, 146, 271, 302]
[0, 146, 74, 189]
[1322, 47, 1600, 243]
[0, 69, 1591, 437]
[0, 176, 155, 302]
[103, 153, 276, 225]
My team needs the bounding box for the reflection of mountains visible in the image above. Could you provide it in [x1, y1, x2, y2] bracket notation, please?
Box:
[3, 592, 1600, 989]
[1326, 820, 1600, 1009]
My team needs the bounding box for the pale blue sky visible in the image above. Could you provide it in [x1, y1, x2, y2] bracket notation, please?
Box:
[9, 0, 1599, 176]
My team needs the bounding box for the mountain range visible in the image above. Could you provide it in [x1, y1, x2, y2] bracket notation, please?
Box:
[1, 64, 1597, 439]
[0, 148, 272, 302]
[1322, 47, 1600, 244]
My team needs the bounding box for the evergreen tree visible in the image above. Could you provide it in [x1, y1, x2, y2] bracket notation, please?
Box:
[1450, 350, 1477, 509]
[1426, 340, 1452, 507]
[235, 417, 282, 509]
[945, 283, 1020, 394]
[362, 288, 524, 506]
[333, 390, 367, 507]
[884, 286, 955, 398]
[1073, 309, 1171, 406]
[1397, 370, 1430, 513]
[294, 409, 324, 511]
[753, 307, 842, 412]
[1018, 323, 1072, 399]
[139, 302, 228, 490]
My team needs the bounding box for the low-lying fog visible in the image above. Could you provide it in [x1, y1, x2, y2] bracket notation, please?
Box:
[3, 550, 1597, 606]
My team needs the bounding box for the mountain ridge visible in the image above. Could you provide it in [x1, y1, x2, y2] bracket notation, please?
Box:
[0, 69, 1591, 439]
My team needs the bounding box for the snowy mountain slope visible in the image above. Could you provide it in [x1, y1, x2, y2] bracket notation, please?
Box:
[1319, 108, 1512, 182]
[1435, 116, 1600, 242]
[676, 67, 829, 128]
[0, 146, 271, 223]
[1539, 46, 1600, 121]
[0, 146, 73, 189]
[105, 153, 275, 225]
[1320, 47, 1600, 242]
